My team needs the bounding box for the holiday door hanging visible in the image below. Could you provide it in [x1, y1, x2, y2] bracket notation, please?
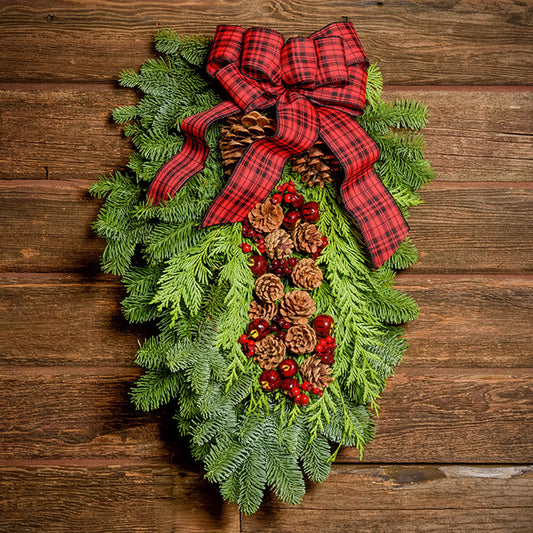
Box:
[91, 22, 433, 514]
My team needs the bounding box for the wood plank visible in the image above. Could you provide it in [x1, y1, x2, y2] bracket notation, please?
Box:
[242, 465, 533, 533]
[0, 274, 146, 366]
[1, 180, 531, 273]
[0, 465, 239, 533]
[0, 1, 531, 84]
[0, 87, 135, 181]
[399, 275, 533, 367]
[1, 87, 531, 182]
[0, 274, 531, 368]
[0, 368, 531, 463]
[1, 466, 531, 533]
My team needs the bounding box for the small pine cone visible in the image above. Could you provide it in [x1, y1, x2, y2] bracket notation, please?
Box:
[279, 290, 316, 325]
[293, 223, 323, 254]
[264, 228, 294, 260]
[291, 258, 323, 290]
[220, 111, 276, 175]
[291, 139, 340, 188]
[248, 198, 284, 234]
[299, 355, 334, 390]
[253, 334, 286, 370]
[285, 325, 317, 355]
[255, 273, 284, 304]
[248, 300, 278, 322]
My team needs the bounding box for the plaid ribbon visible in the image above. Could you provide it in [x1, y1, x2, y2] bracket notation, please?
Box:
[147, 22, 408, 267]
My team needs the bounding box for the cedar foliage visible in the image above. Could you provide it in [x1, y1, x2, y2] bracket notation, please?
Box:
[90, 29, 433, 514]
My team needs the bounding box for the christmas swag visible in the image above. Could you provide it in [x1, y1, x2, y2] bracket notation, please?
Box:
[91, 22, 433, 513]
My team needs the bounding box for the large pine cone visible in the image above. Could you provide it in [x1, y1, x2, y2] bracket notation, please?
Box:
[285, 325, 317, 355]
[293, 222, 323, 254]
[248, 300, 278, 322]
[279, 290, 316, 325]
[291, 258, 323, 290]
[264, 228, 294, 260]
[255, 273, 284, 304]
[253, 335, 286, 370]
[299, 355, 334, 389]
[220, 111, 276, 175]
[291, 139, 340, 188]
[248, 198, 284, 234]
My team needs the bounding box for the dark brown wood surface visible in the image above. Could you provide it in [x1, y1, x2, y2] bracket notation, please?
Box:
[1, 1, 531, 531]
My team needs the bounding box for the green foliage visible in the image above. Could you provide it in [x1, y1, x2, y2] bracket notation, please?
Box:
[91, 31, 433, 514]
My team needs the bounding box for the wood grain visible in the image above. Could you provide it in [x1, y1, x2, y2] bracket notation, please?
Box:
[0, 274, 531, 368]
[1, 180, 531, 273]
[1, 368, 530, 464]
[242, 465, 533, 533]
[1, 465, 531, 533]
[0, 0, 531, 84]
[1, 87, 531, 183]
[0, 465, 239, 533]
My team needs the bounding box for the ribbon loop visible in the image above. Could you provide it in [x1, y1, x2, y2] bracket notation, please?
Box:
[240, 28, 284, 83]
[281, 37, 316, 86]
[147, 22, 409, 268]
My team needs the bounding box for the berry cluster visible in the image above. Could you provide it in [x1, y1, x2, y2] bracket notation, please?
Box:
[236, 180, 337, 406]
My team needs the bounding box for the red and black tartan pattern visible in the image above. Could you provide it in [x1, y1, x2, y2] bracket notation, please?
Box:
[147, 21, 409, 267]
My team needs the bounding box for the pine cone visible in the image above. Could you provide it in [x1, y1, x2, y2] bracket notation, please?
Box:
[220, 111, 276, 175]
[279, 290, 316, 325]
[253, 334, 286, 370]
[285, 325, 317, 355]
[293, 223, 323, 254]
[248, 198, 284, 234]
[264, 229, 294, 260]
[291, 139, 340, 188]
[248, 300, 278, 322]
[299, 355, 334, 390]
[291, 258, 323, 290]
[255, 273, 284, 304]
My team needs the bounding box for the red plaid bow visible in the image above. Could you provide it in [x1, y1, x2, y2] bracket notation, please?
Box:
[148, 22, 408, 267]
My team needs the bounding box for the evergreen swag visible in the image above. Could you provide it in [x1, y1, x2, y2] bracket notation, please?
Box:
[90, 29, 433, 514]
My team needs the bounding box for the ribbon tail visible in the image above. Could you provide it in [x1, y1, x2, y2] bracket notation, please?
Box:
[147, 100, 240, 204]
[318, 108, 409, 268]
[202, 92, 318, 227]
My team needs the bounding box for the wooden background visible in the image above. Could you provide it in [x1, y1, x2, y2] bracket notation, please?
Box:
[1, 1, 532, 531]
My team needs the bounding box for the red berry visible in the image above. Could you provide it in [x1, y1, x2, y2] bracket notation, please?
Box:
[283, 210, 301, 229]
[279, 358, 299, 378]
[274, 267, 284, 277]
[312, 315, 334, 337]
[238, 334, 248, 344]
[277, 183, 287, 193]
[257, 244, 266, 254]
[249, 255, 268, 277]
[316, 343, 325, 354]
[283, 266, 292, 275]
[276, 331, 287, 341]
[317, 390, 323, 397]
[279, 258, 288, 268]
[283, 193, 294, 205]
[260, 369, 281, 391]
[312, 251, 321, 260]
[326, 335, 335, 345]
[291, 193, 304, 209]
[293, 393, 302, 404]
[247, 318, 270, 340]
[301, 201, 321, 223]
[321, 353, 335, 365]
[281, 378, 299, 396]
[321, 236, 328, 248]
[300, 394, 309, 405]
[272, 259, 280, 268]
[279, 319, 291, 330]
[312, 387, 321, 395]
[288, 257, 298, 267]
[287, 183, 296, 193]
[241, 243, 252, 253]
[272, 193, 282, 204]
[302, 381, 311, 392]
